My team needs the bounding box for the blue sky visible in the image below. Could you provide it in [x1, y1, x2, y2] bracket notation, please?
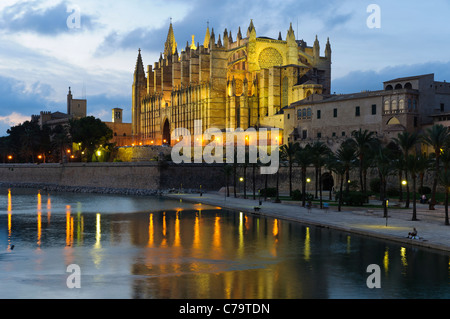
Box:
[0, 0, 449, 136]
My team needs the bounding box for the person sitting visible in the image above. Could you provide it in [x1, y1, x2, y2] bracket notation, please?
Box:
[408, 228, 418, 239]
[420, 194, 427, 204]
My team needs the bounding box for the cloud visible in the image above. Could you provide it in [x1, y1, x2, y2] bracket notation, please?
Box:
[332, 61, 450, 94]
[0, 0, 98, 35]
[0, 112, 29, 126]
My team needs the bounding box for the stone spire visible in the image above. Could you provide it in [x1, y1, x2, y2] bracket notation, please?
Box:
[313, 35, 320, 59]
[247, 19, 255, 37]
[134, 48, 145, 81]
[164, 22, 177, 57]
[203, 22, 210, 48]
[325, 37, 332, 59]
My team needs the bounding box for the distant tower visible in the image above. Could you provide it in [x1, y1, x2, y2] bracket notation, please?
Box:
[112, 108, 123, 123]
[67, 87, 73, 115]
[67, 86, 87, 118]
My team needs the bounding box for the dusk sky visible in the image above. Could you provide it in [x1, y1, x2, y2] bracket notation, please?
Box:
[0, 0, 449, 136]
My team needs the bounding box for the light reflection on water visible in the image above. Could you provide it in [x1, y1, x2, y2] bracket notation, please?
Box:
[1, 187, 450, 299]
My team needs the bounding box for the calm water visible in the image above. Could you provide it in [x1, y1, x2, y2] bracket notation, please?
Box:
[0, 187, 449, 299]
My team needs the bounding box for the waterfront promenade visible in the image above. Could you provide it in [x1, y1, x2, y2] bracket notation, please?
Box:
[165, 191, 450, 253]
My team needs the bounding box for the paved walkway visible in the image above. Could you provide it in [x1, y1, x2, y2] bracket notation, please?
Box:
[164, 191, 450, 253]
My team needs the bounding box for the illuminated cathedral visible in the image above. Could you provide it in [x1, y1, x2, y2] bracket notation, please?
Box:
[131, 20, 331, 145]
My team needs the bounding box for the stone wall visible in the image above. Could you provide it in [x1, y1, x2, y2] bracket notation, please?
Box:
[0, 161, 439, 196]
[0, 162, 160, 191]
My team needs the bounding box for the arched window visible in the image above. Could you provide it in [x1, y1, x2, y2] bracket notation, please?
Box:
[404, 82, 412, 89]
[385, 85, 393, 90]
[384, 100, 390, 112]
[392, 100, 398, 112]
[399, 99, 405, 110]
[408, 99, 412, 110]
[307, 108, 312, 118]
[395, 83, 402, 90]
[413, 99, 417, 110]
[302, 108, 307, 117]
[297, 109, 302, 120]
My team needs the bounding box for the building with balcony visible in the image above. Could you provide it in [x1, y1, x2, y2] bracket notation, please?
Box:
[283, 73, 450, 150]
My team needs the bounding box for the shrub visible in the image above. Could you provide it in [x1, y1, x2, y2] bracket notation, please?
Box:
[369, 178, 381, 193]
[291, 189, 313, 201]
[386, 187, 400, 197]
[335, 191, 368, 206]
[259, 187, 277, 197]
[418, 186, 431, 195]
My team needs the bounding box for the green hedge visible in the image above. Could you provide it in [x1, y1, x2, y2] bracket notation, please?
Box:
[335, 191, 368, 206]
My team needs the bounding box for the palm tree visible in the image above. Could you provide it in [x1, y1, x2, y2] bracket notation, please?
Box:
[374, 144, 396, 218]
[295, 144, 313, 207]
[310, 141, 330, 208]
[280, 142, 300, 197]
[393, 131, 421, 208]
[223, 164, 232, 197]
[439, 147, 450, 225]
[423, 124, 450, 209]
[439, 170, 450, 225]
[328, 140, 357, 211]
[351, 129, 377, 195]
[407, 153, 430, 221]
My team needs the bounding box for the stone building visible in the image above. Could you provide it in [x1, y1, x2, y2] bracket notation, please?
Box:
[103, 108, 133, 146]
[283, 73, 450, 150]
[131, 21, 332, 145]
[31, 87, 87, 129]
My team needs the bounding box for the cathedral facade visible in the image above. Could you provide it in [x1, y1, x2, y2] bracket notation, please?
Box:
[131, 20, 331, 145]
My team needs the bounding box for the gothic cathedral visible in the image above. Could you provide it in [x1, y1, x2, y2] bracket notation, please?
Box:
[131, 20, 331, 145]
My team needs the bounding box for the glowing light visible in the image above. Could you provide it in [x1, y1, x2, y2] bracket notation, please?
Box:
[272, 219, 279, 238]
[148, 213, 154, 247]
[95, 213, 101, 248]
[37, 155, 42, 159]
[7, 189, 12, 249]
[66, 205, 73, 247]
[7, 155, 12, 160]
[400, 247, 408, 267]
[97, 151, 101, 157]
[37, 210, 41, 248]
[306, 178, 311, 183]
[7, 188, 12, 212]
[304, 227, 310, 261]
[174, 211, 181, 247]
[66, 149, 71, 153]
[402, 180, 407, 186]
[239, 177, 244, 182]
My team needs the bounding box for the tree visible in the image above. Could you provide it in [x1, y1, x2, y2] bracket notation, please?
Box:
[280, 142, 299, 197]
[295, 144, 313, 207]
[374, 144, 396, 218]
[423, 124, 450, 209]
[223, 164, 232, 197]
[328, 140, 357, 211]
[69, 116, 113, 162]
[393, 131, 421, 208]
[439, 170, 450, 225]
[51, 124, 71, 162]
[350, 129, 377, 195]
[407, 153, 430, 221]
[310, 141, 330, 208]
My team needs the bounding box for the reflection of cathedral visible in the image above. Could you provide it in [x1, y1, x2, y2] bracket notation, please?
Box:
[131, 20, 331, 145]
